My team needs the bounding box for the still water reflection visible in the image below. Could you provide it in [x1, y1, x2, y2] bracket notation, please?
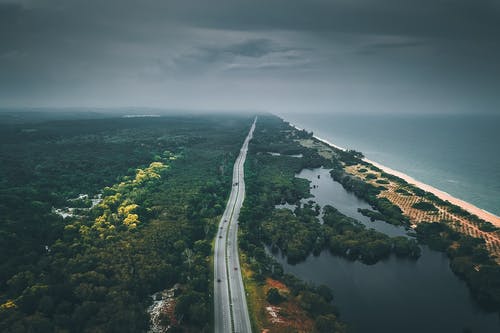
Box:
[270, 168, 500, 333]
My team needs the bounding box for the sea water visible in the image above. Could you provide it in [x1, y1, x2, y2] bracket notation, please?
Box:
[282, 113, 500, 216]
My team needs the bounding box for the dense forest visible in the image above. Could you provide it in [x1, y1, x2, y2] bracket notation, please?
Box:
[2, 112, 499, 332]
[0, 113, 252, 332]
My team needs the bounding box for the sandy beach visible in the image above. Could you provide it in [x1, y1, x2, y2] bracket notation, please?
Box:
[365, 159, 500, 227]
[291, 123, 500, 227]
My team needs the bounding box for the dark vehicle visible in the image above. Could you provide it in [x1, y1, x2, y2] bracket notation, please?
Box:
[217, 278, 221, 282]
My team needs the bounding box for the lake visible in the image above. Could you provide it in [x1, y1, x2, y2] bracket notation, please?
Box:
[271, 168, 500, 333]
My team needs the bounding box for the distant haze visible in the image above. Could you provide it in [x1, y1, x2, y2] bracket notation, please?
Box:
[1, 0, 499, 114]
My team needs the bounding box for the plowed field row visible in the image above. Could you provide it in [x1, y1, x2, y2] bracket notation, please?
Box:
[346, 164, 500, 262]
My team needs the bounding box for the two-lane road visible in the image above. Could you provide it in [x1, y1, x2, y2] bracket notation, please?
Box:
[214, 118, 256, 333]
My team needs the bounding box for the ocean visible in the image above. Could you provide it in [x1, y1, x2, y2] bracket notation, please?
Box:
[281, 113, 500, 216]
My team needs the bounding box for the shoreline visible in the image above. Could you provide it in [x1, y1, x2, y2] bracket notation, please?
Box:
[290, 123, 500, 227]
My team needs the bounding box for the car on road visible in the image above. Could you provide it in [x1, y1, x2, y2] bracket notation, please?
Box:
[217, 278, 221, 282]
[234, 267, 238, 271]
[219, 235, 222, 238]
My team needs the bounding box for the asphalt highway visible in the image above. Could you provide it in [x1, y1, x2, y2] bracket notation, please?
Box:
[214, 118, 256, 333]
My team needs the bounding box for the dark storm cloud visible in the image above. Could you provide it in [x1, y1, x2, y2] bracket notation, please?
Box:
[10, 0, 499, 40]
[207, 39, 282, 58]
[0, 0, 499, 113]
[178, 0, 500, 41]
[177, 39, 286, 68]
[363, 41, 426, 51]
[171, 38, 309, 74]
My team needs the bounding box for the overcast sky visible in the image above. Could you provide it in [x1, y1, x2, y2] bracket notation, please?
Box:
[1, 0, 499, 114]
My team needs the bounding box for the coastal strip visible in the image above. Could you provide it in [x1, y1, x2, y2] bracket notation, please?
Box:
[289, 122, 500, 227]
